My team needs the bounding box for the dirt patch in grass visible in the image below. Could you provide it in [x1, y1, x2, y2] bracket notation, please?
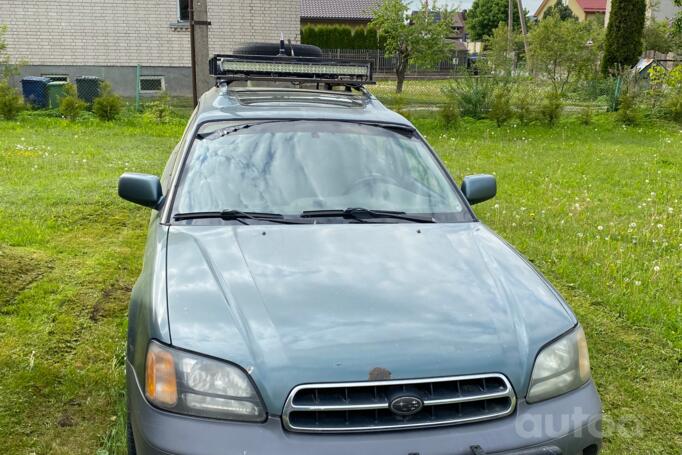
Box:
[90, 282, 132, 322]
[0, 246, 51, 308]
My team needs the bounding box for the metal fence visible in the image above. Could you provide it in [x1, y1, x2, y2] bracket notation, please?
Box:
[19, 76, 104, 110]
[318, 48, 468, 76]
[17, 69, 193, 115]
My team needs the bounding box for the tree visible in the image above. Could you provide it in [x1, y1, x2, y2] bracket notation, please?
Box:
[601, 0, 646, 75]
[675, 0, 682, 35]
[542, 0, 578, 21]
[642, 20, 675, 53]
[1, 26, 13, 80]
[467, 0, 522, 41]
[484, 24, 526, 75]
[530, 16, 603, 94]
[371, 0, 453, 93]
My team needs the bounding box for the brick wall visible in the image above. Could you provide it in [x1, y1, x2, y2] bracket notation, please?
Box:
[1, 0, 300, 67]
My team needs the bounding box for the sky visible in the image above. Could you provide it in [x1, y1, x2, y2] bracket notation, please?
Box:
[406, 0, 543, 15]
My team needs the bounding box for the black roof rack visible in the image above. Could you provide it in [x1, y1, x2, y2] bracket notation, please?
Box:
[209, 54, 374, 87]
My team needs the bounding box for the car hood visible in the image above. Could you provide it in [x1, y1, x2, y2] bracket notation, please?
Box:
[166, 223, 575, 415]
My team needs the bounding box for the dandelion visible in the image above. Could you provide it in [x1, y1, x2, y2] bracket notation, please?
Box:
[494, 204, 500, 209]
[653, 266, 660, 272]
[577, 233, 584, 238]
[597, 225, 604, 231]
[650, 192, 656, 197]
[657, 224, 664, 229]
[668, 207, 674, 214]
[634, 281, 642, 286]
[629, 222, 637, 228]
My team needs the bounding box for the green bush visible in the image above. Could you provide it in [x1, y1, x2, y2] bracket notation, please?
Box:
[92, 82, 123, 121]
[488, 89, 513, 127]
[0, 81, 24, 120]
[511, 90, 537, 125]
[616, 91, 639, 125]
[59, 83, 86, 121]
[442, 76, 495, 120]
[578, 105, 593, 125]
[439, 97, 460, 128]
[143, 91, 173, 124]
[539, 90, 563, 126]
[663, 91, 682, 123]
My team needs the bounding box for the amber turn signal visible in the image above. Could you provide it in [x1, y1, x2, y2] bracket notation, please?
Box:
[145, 342, 178, 407]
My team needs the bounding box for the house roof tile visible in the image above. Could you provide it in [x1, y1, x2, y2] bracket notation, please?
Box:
[301, 0, 383, 21]
[575, 0, 607, 12]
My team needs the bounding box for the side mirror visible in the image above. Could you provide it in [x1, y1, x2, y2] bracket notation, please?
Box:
[461, 174, 496, 205]
[118, 173, 163, 209]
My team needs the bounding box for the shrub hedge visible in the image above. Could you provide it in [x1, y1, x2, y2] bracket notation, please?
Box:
[301, 25, 383, 50]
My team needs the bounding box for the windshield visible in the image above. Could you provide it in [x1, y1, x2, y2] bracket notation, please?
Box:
[172, 121, 469, 222]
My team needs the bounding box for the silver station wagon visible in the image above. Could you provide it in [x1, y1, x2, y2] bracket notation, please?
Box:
[119, 43, 602, 455]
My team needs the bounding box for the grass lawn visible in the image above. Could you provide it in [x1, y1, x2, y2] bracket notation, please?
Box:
[372, 79, 452, 106]
[0, 111, 680, 454]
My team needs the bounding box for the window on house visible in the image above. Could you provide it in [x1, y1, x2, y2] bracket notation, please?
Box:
[140, 76, 165, 93]
[178, 0, 190, 21]
[42, 74, 69, 82]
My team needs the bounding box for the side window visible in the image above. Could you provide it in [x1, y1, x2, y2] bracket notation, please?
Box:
[178, 0, 189, 21]
[162, 106, 199, 191]
[161, 147, 180, 191]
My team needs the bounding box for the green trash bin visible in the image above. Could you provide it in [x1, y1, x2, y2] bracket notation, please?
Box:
[47, 81, 68, 109]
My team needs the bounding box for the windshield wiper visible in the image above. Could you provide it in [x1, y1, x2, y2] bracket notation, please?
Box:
[174, 210, 310, 225]
[301, 208, 436, 223]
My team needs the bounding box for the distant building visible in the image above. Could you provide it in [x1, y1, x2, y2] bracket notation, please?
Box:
[645, 0, 681, 21]
[535, 0, 607, 21]
[2, 0, 300, 97]
[300, 0, 382, 27]
[452, 11, 468, 41]
[605, 0, 681, 26]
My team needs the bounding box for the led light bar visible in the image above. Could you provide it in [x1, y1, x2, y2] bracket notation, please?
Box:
[209, 54, 373, 85]
[221, 60, 369, 77]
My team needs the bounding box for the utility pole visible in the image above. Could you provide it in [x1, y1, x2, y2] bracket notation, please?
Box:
[189, 0, 211, 107]
[508, 0, 515, 71]
[516, 0, 531, 73]
[507, 0, 514, 48]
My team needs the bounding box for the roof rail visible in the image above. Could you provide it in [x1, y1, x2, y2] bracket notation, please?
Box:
[209, 54, 375, 87]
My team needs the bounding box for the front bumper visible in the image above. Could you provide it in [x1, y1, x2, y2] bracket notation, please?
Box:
[128, 363, 602, 455]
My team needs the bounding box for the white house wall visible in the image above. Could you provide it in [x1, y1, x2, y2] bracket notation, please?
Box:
[1, 0, 300, 67]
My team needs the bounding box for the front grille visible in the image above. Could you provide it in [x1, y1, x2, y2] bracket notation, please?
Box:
[282, 373, 516, 433]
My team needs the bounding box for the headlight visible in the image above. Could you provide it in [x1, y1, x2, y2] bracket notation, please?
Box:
[527, 326, 591, 403]
[145, 341, 266, 422]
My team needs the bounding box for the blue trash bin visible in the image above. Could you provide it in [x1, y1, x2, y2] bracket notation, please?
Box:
[21, 76, 51, 108]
